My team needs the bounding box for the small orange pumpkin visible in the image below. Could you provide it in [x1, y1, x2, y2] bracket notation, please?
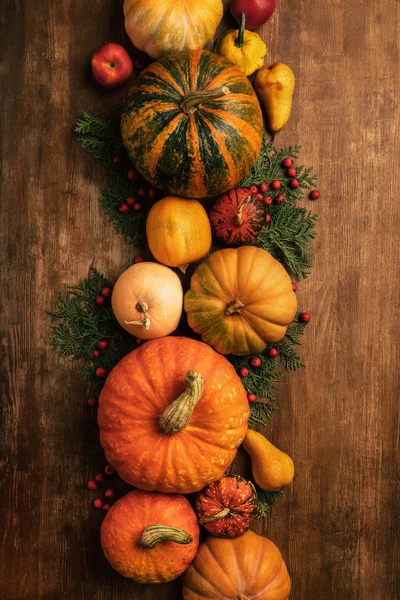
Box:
[111, 261, 183, 339]
[184, 246, 297, 355]
[101, 490, 200, 583]
[98, 336, 249, 493]
[146, 197, 212, 272]
[182, 530, 291, 599]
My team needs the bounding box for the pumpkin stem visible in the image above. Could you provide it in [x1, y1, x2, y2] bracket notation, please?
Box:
[225, 299, 245, 316]
[123, 300, 151, 330]
[180, 86, 230, 115]
[199, 507, 231, 524]
[236, 11, 246, 49]
[159, 370, 204, 434]
[140, 524, 193, 549]
[178, 263, 189, 274]
[235, 194, 252, 226]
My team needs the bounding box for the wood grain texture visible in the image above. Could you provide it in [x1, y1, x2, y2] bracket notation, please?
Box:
[0, 0, 399, 599]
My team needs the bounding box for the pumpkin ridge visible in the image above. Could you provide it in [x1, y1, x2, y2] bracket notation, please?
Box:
[188, 116, 207, 197]
[144, 62, 186, 96]
[203, 107, 263, 155]
[203, 542, 239, 596]
[204, 65, 245, 90]
[199, 113, 243, 186]
[144, 113, 184, 180]
[189, 49, 202, 92]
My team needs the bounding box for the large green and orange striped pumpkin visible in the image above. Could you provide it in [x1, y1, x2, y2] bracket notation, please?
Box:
[121, 50, 263, 199]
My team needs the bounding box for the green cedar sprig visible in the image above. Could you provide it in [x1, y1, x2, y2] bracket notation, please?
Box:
[228, 314, 309, 428]
[256, 488, 284, 518]
[48, 268, 137, 397]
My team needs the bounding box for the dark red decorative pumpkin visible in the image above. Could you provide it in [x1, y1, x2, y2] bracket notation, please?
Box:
[209, 187, 265, 246]
[196, 475, 258, 538]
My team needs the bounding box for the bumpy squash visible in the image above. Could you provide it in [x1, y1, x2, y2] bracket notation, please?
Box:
[196, 475, 257, 538]
[112, 261, 183, 339]
[101, 490, 200, 583]
[182, 530, 291, 600]
[121, 50, 263, 199]
[209, 187, 265, 246]
[123, 0, 223, 59]
[98, 337, 249, 493]
[184, 246, 297, 355]
[146, 197, 212, 272]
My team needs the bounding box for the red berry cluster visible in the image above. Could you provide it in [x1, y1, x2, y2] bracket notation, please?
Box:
[90, 338, 109, 362]
[87, 464, 117, 511]
[281, 157, 299, 190]
[95, 285, 113, 307]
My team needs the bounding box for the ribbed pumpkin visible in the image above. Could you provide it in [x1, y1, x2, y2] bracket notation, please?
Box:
[196, 475, 258, 538]
[209, 187, 266, 246]
[146, 197, 212, 272]
[98, 337, 249, 493]
[123, 0, 223, 59]
[121, 50, 263, 199]
[182, 530, 291, 600]
[184, 246, 297, 355]
[101, 491, 200, 583]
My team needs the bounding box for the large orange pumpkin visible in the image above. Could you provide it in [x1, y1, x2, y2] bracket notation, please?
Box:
[123, 0, 223, 59]
[98, 337, 249, 493]
[101, 490, 200, 583]
[184, 246, 297, 355]
[182, 530, 291, 600]
[146, 197, 212, 272]
[121, 50, 263, 199]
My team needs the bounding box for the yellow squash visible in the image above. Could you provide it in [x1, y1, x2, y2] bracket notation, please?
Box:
[216, 11, 266, 76]
[243, 429, 294, 491]
[146, 197, 212, 272]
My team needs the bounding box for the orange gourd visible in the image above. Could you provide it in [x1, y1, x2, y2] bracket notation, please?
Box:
[184, 246, 297, 355]
[98, 336, 249, 493]
[182, 530, 291, 600]
[146, 197, 212, 272]
[123, 0, 223, 59]
[111, 261, 183, 339]
[101, 490, 200, 583]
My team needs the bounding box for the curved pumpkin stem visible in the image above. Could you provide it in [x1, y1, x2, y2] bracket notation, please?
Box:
[140, 524, 193, 549]
[159, 370, 204, 434]
[199, 507, 231, 524]
[180, 86, 230, 115]
[235, 194, 252, 226]
[225, 298, 245, 316]
[123, 300, 151, 330]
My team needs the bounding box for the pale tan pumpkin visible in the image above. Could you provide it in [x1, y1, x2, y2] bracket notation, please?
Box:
[111, 261, 183, 340]
[146, 197, 212, 272]
[123, 0, 223, 59]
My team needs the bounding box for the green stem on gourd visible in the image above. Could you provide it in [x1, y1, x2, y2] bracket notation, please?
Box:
[180, 86, 230, 115]
[140, 524, 193, 549]
[123, 300, 151, 330]
[199, 507, 231, 524]
[236, 11, 246, 49]
[159, 370, 204, 434]
[225, 299, 245, 316]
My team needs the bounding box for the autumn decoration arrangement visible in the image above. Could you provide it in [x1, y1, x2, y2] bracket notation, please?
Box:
[49, 1, 321, 597]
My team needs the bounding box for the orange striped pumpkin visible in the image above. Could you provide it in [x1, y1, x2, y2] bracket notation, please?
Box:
[121, 50, 263, 199]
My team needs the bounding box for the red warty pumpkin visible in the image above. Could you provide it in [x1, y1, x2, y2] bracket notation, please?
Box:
[196, 475, 258, 538]
[209, 187, 266, 246]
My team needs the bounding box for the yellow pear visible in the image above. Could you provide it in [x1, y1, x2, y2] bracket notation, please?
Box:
[242, 429, 294, 491]
[255, 62, 295, 133]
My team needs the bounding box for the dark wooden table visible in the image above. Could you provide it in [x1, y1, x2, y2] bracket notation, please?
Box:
[1, 1, 399, 598]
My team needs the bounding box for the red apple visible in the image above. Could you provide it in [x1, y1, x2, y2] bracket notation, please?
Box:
[91, 43, 133, 88]
[230, 0, 276, 30]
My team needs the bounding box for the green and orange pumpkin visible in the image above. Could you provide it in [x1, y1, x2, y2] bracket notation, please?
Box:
[209, 187, 266, 246]
[121, 50, 263, 199]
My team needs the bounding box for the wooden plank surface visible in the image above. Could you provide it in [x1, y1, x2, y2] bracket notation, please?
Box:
[1, 0, 399, 598]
